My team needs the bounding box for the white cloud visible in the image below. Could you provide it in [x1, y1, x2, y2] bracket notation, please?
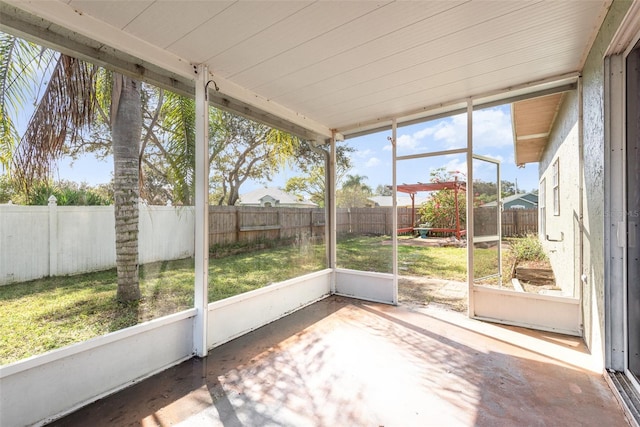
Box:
[443, 158, 467, 176]
[472, 108, 513, 148]
[356, 149, 375, 158]
[365, 157, 381, 167]
[391, 108, 513, 154]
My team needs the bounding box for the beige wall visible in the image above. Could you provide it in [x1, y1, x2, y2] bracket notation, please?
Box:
[539, 1, 632, 370]
[539, 89, 580, 298]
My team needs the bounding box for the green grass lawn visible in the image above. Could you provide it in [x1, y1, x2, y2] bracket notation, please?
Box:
[0, 235, 506, 365]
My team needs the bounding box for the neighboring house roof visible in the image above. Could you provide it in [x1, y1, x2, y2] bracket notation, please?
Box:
[368, 195, 429, 207]
[239, 187, 317, 208]
[484, 192, 538, 209]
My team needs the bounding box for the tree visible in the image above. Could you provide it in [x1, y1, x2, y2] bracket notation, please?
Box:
[418, 185, 466, 229]
[337, 174, 373, 208]
[417, 168, 470, 229]
[2, 33, 143, 302]
[0, 33, 58, 172]
[70, 84, 196, 206]
[284, 143, 354, 207]
[375, 184, 392, 196]
[501, 180, 516, 197]
[285, 171, 324, 206]
[208, 109, 299, 206]
[473, 179, 516, 204]
[111, 74, 142, 301]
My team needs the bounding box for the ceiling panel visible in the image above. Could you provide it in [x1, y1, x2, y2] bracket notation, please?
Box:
[2, 0, 610, 138]
[248, 0, 533, 97]
[323, 54, 577, 130]
[268, 3, 598, 108]
[166, 2, 312, 64]
[208, 1, 390, 78]
[233, 1, 472, 90]
[69, 0, 153, 30]
[277, 22, 589, 118]
[122, 1, 234, 49]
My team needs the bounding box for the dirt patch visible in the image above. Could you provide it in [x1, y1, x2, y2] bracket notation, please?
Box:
[513, 259, 561, 294]
[398, 275, 468, 312]
[382, 236, 465, 247]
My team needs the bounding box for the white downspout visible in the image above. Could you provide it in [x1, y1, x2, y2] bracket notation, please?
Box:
[578, 76, 585, 326]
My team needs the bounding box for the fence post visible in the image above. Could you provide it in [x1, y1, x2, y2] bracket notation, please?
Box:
[236, 208, 240, 244]
[48, 195, 58, 276]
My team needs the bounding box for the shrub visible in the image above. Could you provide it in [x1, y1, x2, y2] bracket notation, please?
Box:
[509, 234, 547, 263]
[25, 180, 113, 206]
[417, 188, 466, 229]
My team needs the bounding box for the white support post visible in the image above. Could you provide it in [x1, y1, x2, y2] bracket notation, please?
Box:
[48, 195, 58, 277]
[466, 100, 475, 317]
[194, 64, 209, 357]
[329, 134, 337, 292]
[391, 119, 398, 305]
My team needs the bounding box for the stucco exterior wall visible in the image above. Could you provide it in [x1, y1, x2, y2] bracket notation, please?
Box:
[539, 89, 580, 298]
[579, 0, 631, 366]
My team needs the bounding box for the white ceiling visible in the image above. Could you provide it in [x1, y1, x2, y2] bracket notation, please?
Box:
[1, 0, 610, 139]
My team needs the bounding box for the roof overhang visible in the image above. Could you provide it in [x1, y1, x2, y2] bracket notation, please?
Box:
[0, 0, 611, 141]
[511, 90, 571, 166]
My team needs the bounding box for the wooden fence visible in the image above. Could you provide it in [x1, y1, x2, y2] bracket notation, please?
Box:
[208, 206, 416, 246]
[208, 206, 327, 246]
[208, 206, 537, 245]
[501, 208, 538, 237]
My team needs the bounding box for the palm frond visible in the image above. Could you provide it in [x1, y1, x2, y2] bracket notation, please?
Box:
[12, 54, 97, 190]
[158, 91, 195, 204]
[0, 32, 56, 171]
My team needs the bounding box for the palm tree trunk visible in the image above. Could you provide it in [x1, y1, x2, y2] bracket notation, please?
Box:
[112, 74, 142, 302]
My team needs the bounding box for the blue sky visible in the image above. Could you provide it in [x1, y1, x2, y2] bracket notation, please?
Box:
[339, 104, 538, 194]
[52, 104, 538, 195]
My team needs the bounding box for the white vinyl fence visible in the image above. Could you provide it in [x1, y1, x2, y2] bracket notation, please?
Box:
[0, 200, 194, 285]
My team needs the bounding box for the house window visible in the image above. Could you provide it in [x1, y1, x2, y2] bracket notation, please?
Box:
[540, 178, 546, 238]
[552, 159, 560, 215]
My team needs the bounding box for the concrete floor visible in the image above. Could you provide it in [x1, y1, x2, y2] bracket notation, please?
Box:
[50, 296, 628, 426]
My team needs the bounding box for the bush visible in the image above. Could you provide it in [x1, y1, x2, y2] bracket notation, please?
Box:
[24, 180, 113, 206]
[509, 234, 547, 262]
[0, 174, 18, 203]
[417, 188, 466, 229]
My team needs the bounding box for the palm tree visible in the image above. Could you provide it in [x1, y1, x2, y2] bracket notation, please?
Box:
[2, 32, 310, 301]
[1, 33, 142, 302]
[111, 74, 142, 301]
[342, 174, 372, 192]
[338, 174, 373, 208]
